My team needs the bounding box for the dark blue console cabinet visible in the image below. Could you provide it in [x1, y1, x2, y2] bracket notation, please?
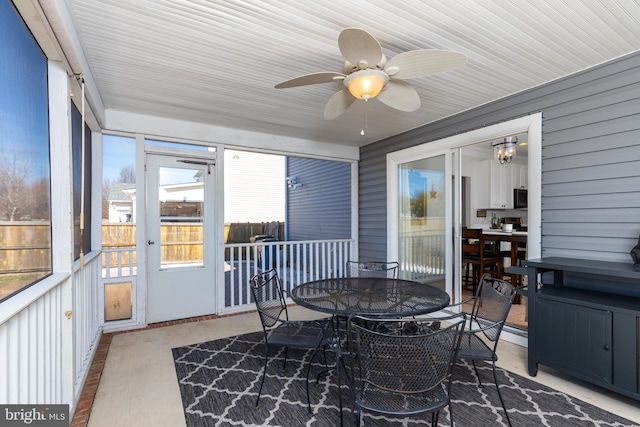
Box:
[522, 257, 640, 401]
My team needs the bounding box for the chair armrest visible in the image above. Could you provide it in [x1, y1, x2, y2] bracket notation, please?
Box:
[466, 318, 505, 334]
[448, 296, 475, 308]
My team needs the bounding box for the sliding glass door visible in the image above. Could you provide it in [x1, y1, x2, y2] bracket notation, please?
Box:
[392, 150, 453, 295]
[388, 114, 541, 342]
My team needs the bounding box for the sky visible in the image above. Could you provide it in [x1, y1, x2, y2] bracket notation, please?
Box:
[0, 0, 50, 182]
[102, 135, 210, 184]
[102, 135, 136, 182]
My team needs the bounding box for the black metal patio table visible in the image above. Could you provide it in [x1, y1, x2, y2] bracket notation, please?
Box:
[289, 276, 450, 424]
[289, 276, 450, 317]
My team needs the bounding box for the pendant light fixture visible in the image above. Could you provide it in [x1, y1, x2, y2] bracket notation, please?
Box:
[492, 136, 518, 165]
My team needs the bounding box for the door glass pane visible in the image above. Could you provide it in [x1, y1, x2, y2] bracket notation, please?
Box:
[398, 155, 446, 289]
[159, 166, 204, 269]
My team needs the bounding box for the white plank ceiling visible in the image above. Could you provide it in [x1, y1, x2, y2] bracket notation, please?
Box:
[64, 0, 640, 147]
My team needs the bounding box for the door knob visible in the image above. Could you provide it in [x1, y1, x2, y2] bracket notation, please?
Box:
[147, 240, 155, 245]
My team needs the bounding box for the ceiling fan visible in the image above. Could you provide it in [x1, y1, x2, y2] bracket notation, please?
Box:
[275, 28, 467, 120]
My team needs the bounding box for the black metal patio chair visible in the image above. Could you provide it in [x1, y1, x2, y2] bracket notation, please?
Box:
[250, 269, 330, 413]
[346, 260, 400, 278]
[454, 273, 517, 426]
[347, 313, 466, 426]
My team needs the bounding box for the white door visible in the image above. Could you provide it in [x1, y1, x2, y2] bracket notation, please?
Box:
[146, 153, 216, 323]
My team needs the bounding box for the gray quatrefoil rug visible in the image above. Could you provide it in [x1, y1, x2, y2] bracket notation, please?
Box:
[172, 331, 637, 426]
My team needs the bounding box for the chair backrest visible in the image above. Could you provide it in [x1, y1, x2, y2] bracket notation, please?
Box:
[462, 227, 482, 240]
[470, 274, 517, 342]
[346, 261, 399, 278]
[348, 313, 465, 397]
[250, 269, 287, 329]
[463, 228, 499, 259]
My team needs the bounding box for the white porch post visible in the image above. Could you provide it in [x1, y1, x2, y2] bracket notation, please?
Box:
[48, 60, 75, 407]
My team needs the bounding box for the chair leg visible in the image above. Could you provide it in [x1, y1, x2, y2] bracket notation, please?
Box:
[354, 408, 362, 427]
[305, 346, 323, 415]
[282, 347, 289, 369]
[471, 360, 484, 387]
[256, 342, 269, 407]
[464, 262, 470, 287]
[492, 361, 512, 427]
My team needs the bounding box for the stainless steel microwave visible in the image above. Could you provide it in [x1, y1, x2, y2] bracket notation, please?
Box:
[514, 188, 528, 209]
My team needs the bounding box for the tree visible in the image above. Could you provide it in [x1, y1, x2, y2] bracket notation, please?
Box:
[102, 178, 112, 219]
[410, 190, 427, 218]
[118, 165, 135, 183]
[0, 149, 32, 221]
[29, 178, 50, 220]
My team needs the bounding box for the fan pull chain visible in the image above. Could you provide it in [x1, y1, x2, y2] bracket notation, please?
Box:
[361, 99, 368, 135]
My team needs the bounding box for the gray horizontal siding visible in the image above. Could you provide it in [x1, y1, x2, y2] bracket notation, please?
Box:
[357, 148, 389, 261]
[542, 193, 639, 210]
[543, 130, 640, 159]
[286, 157, 351, 241]
[359, 50, 640, 263]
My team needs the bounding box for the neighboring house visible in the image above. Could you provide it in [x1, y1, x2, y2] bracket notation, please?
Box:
[107, 151, 288, 224]
[224, 149, 285, 223]
[107, 182, 135, 222]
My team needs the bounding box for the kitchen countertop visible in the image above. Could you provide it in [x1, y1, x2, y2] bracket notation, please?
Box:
[484, 230, 528, 236]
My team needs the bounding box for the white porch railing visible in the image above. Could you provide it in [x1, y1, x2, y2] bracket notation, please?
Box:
[0, 252, 102, 412]
[400, 233, 446, 283]
[102, 248, 137, 281]
[72, 253, 102, 402]
[99, 240, 355, 318]
[0, 276, 68, 406]
[224, 239, 355, 312]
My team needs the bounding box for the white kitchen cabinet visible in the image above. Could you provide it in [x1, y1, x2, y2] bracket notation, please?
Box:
[484, 160, 526, 209]
[514, 165, 527, 189]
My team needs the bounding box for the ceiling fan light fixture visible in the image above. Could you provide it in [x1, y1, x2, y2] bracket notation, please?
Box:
[344, 69, 388, 100]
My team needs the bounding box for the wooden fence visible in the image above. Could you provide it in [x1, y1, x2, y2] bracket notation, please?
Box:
[101, 222, 284, 267]
[0, 222, 51, 273]
[0, 220, 281, 272]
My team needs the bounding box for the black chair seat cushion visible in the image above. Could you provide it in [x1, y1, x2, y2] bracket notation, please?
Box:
[463, 253, 501, 261]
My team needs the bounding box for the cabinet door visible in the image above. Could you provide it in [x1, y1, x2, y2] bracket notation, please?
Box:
[488, 161, 504, 208]
[487, 160, 509, 208]
[503, 166, 514, 209]
[536, 298, 612, 385]
[486, 160, 524, 208]
[515, 165, 527, 189]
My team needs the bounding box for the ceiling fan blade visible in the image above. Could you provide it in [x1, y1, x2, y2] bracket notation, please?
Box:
[338, 28, 384, 69]
[323, 89, 356, 120]
[275, 72, 345, 89]
[384, 49, 467, 80]
[376, 80, 421, 112]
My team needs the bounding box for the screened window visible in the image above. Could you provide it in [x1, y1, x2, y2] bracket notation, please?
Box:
[0, 1, 52, 301]
[72, 103, 92, 260]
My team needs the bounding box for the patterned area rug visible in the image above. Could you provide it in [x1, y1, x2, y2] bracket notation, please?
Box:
[173, 331, 635, 426]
